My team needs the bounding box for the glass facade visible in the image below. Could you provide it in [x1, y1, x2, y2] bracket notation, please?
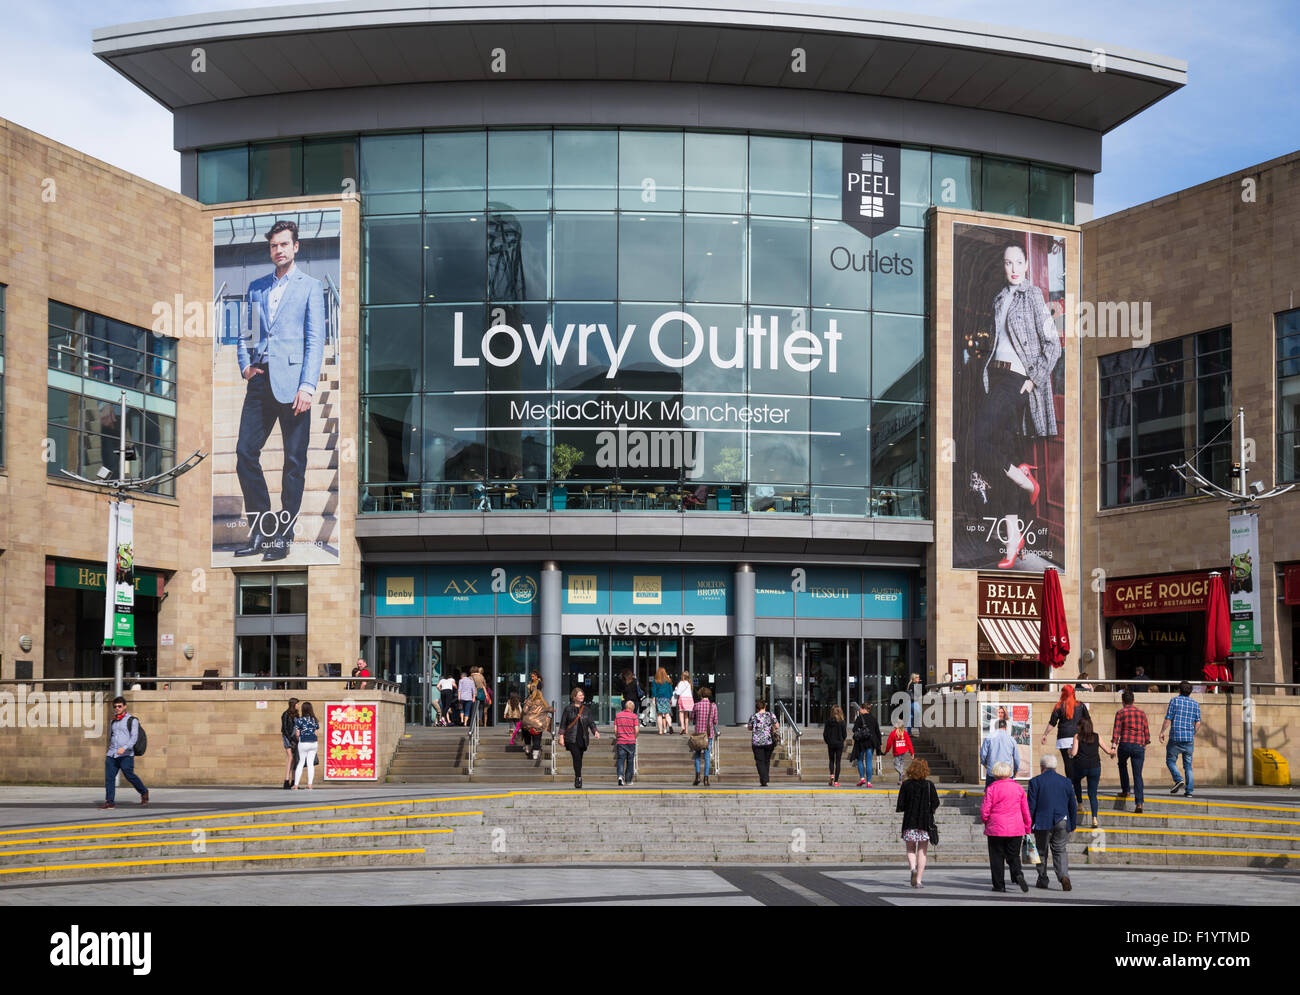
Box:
[351, 127, 946, 517]
[197, 129, 1075, 520]
[46, 302, 178, 495]
[1278, 308, 1300, 481]
[1098, 328, 1232, 507]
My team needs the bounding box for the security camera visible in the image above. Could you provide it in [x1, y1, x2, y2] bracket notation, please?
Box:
[1250, 481, 1265, 495]
[96, 466, 113, 480]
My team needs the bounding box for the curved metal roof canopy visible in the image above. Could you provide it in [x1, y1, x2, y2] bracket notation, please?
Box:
[93, 0, 1184, 134]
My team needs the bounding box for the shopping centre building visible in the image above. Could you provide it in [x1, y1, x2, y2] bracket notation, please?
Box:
[19, 0, 1289, 753]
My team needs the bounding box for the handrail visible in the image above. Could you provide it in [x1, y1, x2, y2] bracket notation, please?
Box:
[775, 700, 802, 776]
[548, 699, 557, 780]
[467, 708, 480, 776]
[929, 679, 1298, 694]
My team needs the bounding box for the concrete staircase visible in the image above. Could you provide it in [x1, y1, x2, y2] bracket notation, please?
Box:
[1074, 794, 1300, 868]
[1, 790, 1295, 881]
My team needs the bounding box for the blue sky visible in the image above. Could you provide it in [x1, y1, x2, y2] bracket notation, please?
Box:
[1, 0, 1296, 217]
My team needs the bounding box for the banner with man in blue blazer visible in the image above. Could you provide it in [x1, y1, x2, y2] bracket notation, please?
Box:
[212, 211, 341, 566]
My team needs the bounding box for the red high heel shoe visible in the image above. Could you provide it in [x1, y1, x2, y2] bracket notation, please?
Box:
[1017, 464, 1040, 505]
[998, 534, 1026, 569]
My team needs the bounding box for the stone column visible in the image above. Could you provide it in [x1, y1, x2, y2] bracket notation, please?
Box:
[734, 563, 756, 723]
[540, 561, 562, 707]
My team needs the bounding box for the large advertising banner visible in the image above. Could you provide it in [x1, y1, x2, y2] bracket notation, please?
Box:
[212, 211, 341, 566]
[324, 702, 378, 780]
[1228, 513, 1261, 653]
[103, 502, 135, 649]
[980, 702, 1033, 780]
[952, 223, 1066, 571]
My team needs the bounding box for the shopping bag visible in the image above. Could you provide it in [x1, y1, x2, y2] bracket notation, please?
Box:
[1022, 833, 1041, 865]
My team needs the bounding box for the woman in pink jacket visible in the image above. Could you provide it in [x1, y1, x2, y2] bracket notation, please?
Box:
[980, 761, 1031, 893]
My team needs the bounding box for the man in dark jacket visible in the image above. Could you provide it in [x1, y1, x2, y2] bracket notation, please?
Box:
[1027, 753, 1077, 890]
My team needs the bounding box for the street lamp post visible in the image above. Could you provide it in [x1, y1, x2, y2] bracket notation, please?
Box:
[61, 389, 206, 697]
[1172, 406, 1293, 787]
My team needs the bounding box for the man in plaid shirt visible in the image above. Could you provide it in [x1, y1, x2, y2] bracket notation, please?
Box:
[1159, 681, 1202, 796]
[1111, 690, 1151, 812]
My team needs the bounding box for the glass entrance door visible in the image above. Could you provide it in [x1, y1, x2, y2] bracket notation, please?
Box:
[376, 636, 426, 725]
[756, 637, 797, 724]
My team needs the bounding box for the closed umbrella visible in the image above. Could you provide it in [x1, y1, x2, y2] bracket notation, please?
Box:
[1038, 567, 1069, 669]
[1203, 572, 1232, 684]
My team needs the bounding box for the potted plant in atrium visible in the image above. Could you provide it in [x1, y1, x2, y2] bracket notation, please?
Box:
[712, 448, 744, 511]
[551, 443, 584, 510]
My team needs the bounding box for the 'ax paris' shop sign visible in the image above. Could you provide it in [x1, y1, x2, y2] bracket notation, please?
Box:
[842, 141, 900, 238]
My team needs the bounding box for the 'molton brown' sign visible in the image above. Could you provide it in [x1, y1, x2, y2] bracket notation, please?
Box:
[1102, 572, 1213, 616]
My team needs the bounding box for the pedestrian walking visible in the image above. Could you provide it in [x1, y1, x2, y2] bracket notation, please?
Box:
[690, 687, 719, 787]
[896, 757, 941, 888]
[558, 687, 599, 789]
[850, 702, 881, 787]
[652, 666, 674, 735]
[1160, 681, 1203, 796]
[458, 669, 476, 728]
[437, 673, 457, 726]
[906, 673, 923, 732]
[823, 705, 847, 786]
[1027, 754, 1076, 891]
[747, 700, 778, 786]
[99, 696, 148, 809]
[614, 699, 638, 786]
[280, 696, 300, 789]
[674, 672, 694, 735]
[519, 680, 553, 760]
[471, 666, 490, 727]
[292, 701, 320, 789]
[1111, 689, 1151, 812]
[1069, 713, 1113, 827]
[504, 692, 523, 743]
[979, 717, 1021, 787]
[980, 761, 1032, 893]
[883, 718, 915, 785]
[1039, 684, 1089, 781]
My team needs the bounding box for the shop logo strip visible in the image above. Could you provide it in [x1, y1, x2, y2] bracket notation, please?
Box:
[842, 141, 900, 238]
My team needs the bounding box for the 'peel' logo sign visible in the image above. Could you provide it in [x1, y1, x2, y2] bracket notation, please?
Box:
[842, 141, 900, 238]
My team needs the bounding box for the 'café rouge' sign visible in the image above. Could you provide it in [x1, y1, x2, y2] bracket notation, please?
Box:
[1102, 572, 1214, 617]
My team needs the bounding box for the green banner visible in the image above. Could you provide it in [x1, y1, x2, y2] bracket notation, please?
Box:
[49, 560, 162, 598]
[1228, 513, 1262, 654]
[108, 612, 135, 649]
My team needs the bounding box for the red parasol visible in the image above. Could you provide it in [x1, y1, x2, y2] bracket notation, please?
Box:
[1038, 567, 1069, 669]
[1203, 572, 1233, 683]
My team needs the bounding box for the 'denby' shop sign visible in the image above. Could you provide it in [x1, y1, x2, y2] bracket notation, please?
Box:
[1102, 572, 1214, 617]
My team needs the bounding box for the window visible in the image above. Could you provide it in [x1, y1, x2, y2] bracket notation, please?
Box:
[1099, 329, 1231, 507]
[46, 302, 178, 495]
[0, 284, 5, 467]
[1277, 308, 1300, 481]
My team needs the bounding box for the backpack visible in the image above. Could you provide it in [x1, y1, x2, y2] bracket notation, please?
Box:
[110, 715, 148, 756]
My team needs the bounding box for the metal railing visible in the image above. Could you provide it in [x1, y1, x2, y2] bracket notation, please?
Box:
[467, 710, 480, 776]
[929, 678, 1299, 696]
[775, 700, 802, 776]
[548, 700, 558, 780]
[0, 676, 402, 694]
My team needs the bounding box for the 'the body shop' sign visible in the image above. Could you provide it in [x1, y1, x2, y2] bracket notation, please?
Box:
[842, 141, 900, 238]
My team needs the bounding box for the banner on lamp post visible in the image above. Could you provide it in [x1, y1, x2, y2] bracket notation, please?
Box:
[102, 501, 136, 650]
[102, 501, 119, 646]
[1228, 513, 1261, 653]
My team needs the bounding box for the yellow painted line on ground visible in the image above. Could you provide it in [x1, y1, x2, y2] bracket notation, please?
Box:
[1075, 826, 1300, 843]
[0, 848, 427, 876]
[1103, 810, 1300, 828]
[0, 798, 495, 837]
[0, 829, 452, 859]
[0, 812, 482, 849]
[1097, 847, 1299, 860]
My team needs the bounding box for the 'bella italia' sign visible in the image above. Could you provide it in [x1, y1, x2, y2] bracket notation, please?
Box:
[842, 141, 901, 238]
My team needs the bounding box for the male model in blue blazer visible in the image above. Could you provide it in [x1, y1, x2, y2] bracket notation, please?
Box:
[234, 219, 325, 560]
[1027, 753, 1077, 891]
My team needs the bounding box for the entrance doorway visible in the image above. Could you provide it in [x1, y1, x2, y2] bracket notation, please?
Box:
[756, 637, 908, 726]
[563, 636, 722, 724]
